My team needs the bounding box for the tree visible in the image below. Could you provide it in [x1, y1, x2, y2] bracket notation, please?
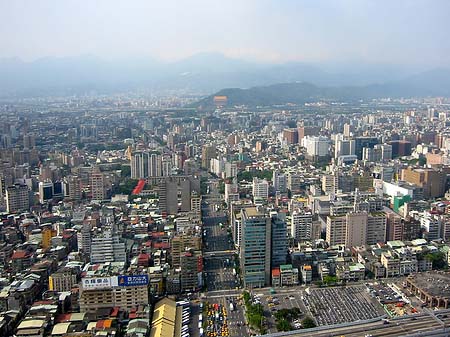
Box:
[323, 275, 338, 285]
[301, 316, 316, 329]
[120, 165, 131, 177]
[276, 319, 292, 332]
[418, 155, 427, 166]
[425, 251, 447, 270]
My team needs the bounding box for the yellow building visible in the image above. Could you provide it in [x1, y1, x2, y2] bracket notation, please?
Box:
[150, 298, 182, 337]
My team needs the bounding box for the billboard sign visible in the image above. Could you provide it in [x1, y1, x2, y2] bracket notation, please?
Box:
[81, 277, 117, 289]
[118, 274, 149, 287]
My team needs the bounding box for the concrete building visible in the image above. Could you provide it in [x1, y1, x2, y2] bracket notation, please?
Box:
[252, 177, 269, 200]
[291, 211, 313, 242]
[303, 136, 329, 161]
[49, 268, 78, 292]
[240, 208, 271, 288]
[90, 229, 126, 264]
[401, 168, 446, 199]
[326, 215, 347, 246]
[367, 212, 387, 245]
[345, 212, 368, 248]
[79, 274, 149, 315]
[201, 145, 216, 170]
[90, 167, 106, 201]
[77, 222, 92, 255]
[271, 215, 287, 268]
[5, 183, 29, 213]
[131, 151, 162, 179]
[386, 209, 403, 241]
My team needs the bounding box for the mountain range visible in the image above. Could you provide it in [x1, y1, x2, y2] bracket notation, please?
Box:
[0, 53, 449, 99]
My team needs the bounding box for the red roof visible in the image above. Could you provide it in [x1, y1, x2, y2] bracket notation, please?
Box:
[138, 253, 149, 261]
[272, 268, 280, 277]
[132, 179, 146, 195]
[110, 307, 120, 317]
[153, 242, 170, 249]
[56, 314, 72, 323]
[11, 250, 29, 260]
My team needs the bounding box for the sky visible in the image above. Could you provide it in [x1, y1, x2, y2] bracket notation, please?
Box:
[0, 0, 449, 66]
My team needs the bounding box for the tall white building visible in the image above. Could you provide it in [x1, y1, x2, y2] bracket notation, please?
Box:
[303, 136, 329, 159]
[335, 137, 355, 159]
[291, 211, 313, 241]
[252, 177, 269, 200]
[420, 212, 442, 241]
[131, 151, 162, 179]
[225, 162, 238, 179]
[90, 229, 126, 264]
[77, 222, 92, 255]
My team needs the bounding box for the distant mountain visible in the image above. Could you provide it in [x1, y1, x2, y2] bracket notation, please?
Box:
[192, 71, 450, 109]
[0, 53, 448, 98]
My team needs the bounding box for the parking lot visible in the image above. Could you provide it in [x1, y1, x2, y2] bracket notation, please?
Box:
[302, 286, 385, 326]
[367, 282, 419, 317]
[255, 290, 308, 334]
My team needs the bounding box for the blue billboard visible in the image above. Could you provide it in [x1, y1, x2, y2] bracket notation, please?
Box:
[117, 274, 149, 287]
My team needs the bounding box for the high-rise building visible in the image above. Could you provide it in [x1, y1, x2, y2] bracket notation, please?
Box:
[90, 167, 106, 201]
[271, 214, 287, 268]
[367, 212, 387, 245]
[291, 211, 313, 242]
[389, 140, 412, 157]
[131, 151, 162, 179]
[345, 212, 368, 248]
[298, 125, 321, 142]
[38, 181, 54, 204]
[77, 222, 92, 255]
[158, 178, 178, 214]
[303, 136, 329, 161]
[5, 183, 29, 213]
[90, 229, 126, 264]
[401, 168, 446, 199]
[201, 145, 217, 170]
[354, 137, 379, 160]
[63, 175, 82, 201]
[252, 177, 269, 200]
[326, 215, 346, 246]
[272, 170, 287, 193]
[386, 209, 403, 241]
[335, 138, 355, 159]
[240, 208, 271, 288]
[283, 128, 299, 144]
[420, 212, 442, 241]
[180, 250, 201, 292]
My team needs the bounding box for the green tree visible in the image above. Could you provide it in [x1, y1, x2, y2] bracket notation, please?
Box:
[323, 275, 338, 285]
[276, 319, 292, 332]
[425, 251, 447, 270]
[120, 165, 131, 177]
[418, 155, 427, 166]
[301, 316, 316, 329]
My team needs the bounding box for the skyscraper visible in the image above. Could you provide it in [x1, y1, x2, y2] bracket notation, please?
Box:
[131, 151, 162, 179]
[271, 214, 287, 268]
[5, 183, 29, 213]
[90, 167, 106, 201]
[90, 228, 126, 264]
[240, 207, 271, 288]
[291, 211, 313, 242]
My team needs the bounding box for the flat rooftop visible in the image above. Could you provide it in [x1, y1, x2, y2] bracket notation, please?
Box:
[407, 271, 450, 298]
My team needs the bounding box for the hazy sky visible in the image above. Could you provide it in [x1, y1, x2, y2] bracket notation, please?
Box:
[1, 0, 449, 66]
